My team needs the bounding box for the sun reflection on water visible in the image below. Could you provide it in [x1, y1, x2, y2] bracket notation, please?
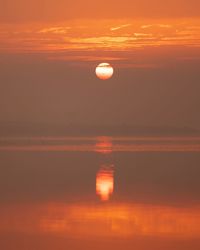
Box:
[96, 164, 114, 201]
[95, 137, 114, 201]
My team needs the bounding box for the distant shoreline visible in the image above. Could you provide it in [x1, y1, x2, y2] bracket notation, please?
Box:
[0, 122, 199, 137]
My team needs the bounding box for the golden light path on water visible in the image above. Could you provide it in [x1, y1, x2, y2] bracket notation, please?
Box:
[0, 203, 200, 239]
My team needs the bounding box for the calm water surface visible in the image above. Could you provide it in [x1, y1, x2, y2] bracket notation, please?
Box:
[0, 136, 200, 250]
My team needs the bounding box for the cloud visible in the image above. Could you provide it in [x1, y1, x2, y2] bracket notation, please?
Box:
[38, 27, 71, 34]
[141, 24, 172, 29]
[0, 19, 199, 59]
[110, 24, 132, 31]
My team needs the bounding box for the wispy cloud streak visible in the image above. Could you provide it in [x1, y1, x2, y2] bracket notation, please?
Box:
[0, 19, 200, 65]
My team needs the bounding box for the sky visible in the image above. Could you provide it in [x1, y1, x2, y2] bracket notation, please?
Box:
[0, 0, 200, 131]
[1, 0, 200, 21]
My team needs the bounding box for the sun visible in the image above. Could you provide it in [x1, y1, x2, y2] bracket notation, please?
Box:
[95, 63, 114, 80]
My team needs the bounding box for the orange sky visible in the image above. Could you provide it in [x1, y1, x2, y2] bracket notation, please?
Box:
[0, 1, 200, 129]
[0, 18, 200, 66]
[1, 19, 200, 47]
[2, 0, 200, 22]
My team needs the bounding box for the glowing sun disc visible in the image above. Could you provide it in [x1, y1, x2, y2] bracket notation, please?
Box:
[95, 63, 114, 80]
